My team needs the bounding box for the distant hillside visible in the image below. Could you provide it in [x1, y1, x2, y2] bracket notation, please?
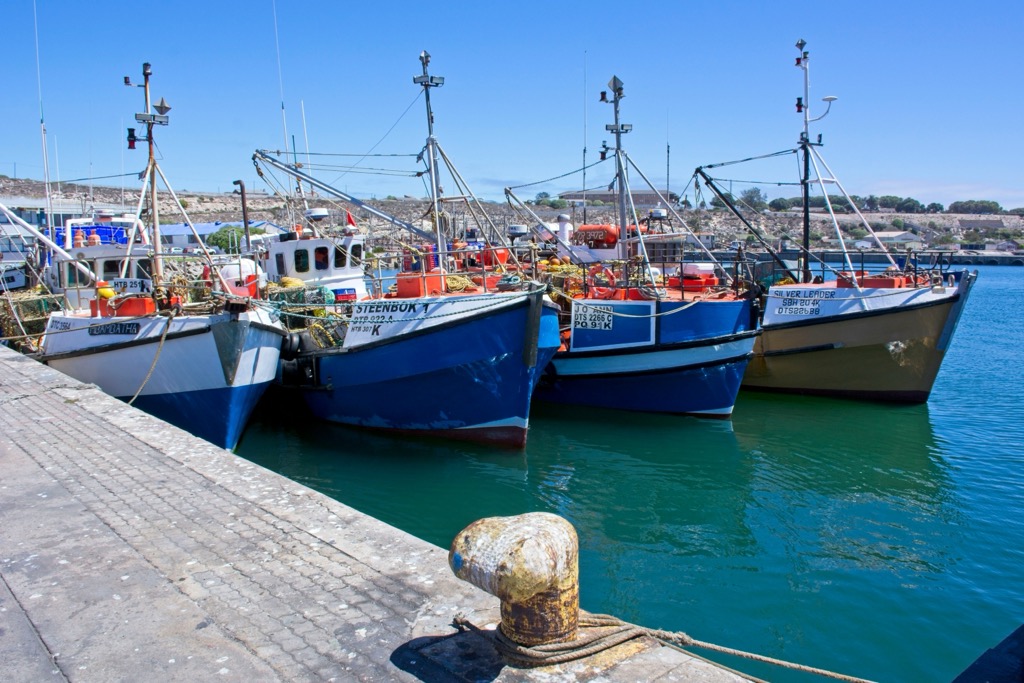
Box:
[3, 175, 1021, 246]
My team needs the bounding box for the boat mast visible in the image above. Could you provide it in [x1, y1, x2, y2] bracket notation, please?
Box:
[414, 51, 447, 257]
[603, 76, 631, 261]
[582, 50, 588, 224]
[125, 62, 171, 282]
[796, 40, 812, 283]
[794, 39, 836, 283]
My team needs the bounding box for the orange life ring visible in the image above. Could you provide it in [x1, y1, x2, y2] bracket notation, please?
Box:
[587, 264, 617, 299]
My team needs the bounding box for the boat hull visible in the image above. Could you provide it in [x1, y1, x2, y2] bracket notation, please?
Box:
[40, 308, 285, 450]
[290, 291, 560, 448]
[534, 297, 758, 417]
[743, 271, 977, 402]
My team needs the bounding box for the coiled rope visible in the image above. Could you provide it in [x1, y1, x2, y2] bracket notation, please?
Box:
[453, 613, 875, 683]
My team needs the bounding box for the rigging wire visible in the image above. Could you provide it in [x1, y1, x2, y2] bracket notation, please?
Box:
[295, 151, 418, 158]
[327, 90, 424, 186]
[60, 172, 141, 185]
[299, 163, 417, 177]
[698, 148, 797, 169]
[506, 157, 611, 192]
[701, 176, 802, 189]
[32, 0, 54, 233]
[270, 0, 291, 160]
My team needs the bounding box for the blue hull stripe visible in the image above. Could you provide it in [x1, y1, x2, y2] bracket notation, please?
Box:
[125, 380, 272, 450]
[535, 356, 749, 416]
[539, 297, 756, 416]
[302, 300, 560, 441]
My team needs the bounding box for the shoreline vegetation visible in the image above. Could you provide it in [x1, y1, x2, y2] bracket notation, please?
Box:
[3, 175, 1022, 252]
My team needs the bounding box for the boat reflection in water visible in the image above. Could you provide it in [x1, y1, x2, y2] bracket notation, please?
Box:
[237, 266, 1018, 683]
[239, 389, 956, 683]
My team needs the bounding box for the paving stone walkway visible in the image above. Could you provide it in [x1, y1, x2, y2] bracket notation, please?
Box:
[0, 346, 742, 682]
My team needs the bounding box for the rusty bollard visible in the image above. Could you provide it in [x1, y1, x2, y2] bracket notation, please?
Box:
[449, 512, 579, 646]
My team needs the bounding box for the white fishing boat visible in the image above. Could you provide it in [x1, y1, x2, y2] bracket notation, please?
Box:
[34, 62, 286, 450]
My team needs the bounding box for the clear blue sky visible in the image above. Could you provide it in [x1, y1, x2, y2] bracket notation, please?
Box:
[4, 1, 1022, 210]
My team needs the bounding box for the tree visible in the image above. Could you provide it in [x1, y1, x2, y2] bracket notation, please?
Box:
[891, 218, 905, 229]
[206, 225, 265, 254]
[710, 192, 734, 209]
[828, 194, 852, 213]
[926, 202, 944, 213]
[865, 195, 879, 211]
[769, 197, 792, 211]
[535, 192, 551, 202]
[896, 197, 925, 213]
[878, 195, 902, 209]
[948, 199, 1002, 214]
[739, 187, 767, 211]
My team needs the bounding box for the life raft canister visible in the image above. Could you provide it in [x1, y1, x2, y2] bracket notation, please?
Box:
[572, 224, 618, 249]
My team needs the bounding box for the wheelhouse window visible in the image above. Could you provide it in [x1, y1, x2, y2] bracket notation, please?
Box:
[135, 259, 153, 280]
[101, 260, 122, 281]
[64, 261, 92, 287]
[294, 249, 310, 273]
[314, 246, 329, 271]
[334, 246, 347, 269]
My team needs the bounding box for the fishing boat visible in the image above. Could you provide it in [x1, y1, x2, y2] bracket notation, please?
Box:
[0, 218, 38, 292]
[508, 76, 759, 418]
[1, 263, 27, 291]
[699, 40, 977, 402]
[252, 52, 560, 447]
[33, 62, 286, 450]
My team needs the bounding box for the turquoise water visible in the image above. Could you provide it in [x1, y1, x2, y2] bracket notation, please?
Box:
[237, 265, 1024, 682]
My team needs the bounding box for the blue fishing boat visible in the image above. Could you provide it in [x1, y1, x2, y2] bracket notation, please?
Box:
[289, 288, 558, 446]
[510, 76, 759, 418]
[535, 295, 756, 417]
[258, 52, 560, 448]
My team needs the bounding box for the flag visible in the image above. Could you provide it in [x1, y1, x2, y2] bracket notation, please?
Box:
[346, 211, 357, 227]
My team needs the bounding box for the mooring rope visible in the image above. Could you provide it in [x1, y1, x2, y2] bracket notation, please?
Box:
[128, 307, 177, 406]
[453, 613, 876, 683]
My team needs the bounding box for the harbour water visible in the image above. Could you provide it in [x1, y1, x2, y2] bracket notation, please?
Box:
[237, 264, 1023, 682]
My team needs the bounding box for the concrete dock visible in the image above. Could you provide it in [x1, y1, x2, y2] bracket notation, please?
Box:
[0, 345, 744, 682]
